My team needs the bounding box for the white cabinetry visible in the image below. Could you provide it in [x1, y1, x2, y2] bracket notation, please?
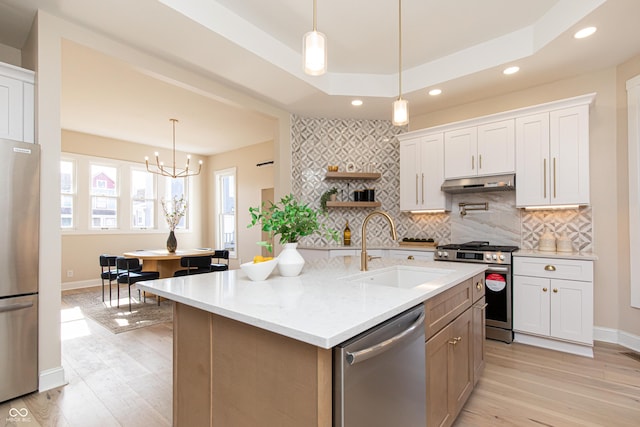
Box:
[444, 119, 514, 179]
[516, 104, 590, 207]
[399, 133, 450, 211]
[388, 249, 434, 262]
[513, 256, 593, 356]
[0, 62, 34, 143]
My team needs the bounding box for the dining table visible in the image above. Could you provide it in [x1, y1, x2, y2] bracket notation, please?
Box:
[122, 248, 216, 278]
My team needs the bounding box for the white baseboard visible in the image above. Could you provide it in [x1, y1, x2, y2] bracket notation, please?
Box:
[513, 333, 594, 358]
[593, 326, 640, 353]
[61, 279, 101, 291]
[39, 366, 67, 392]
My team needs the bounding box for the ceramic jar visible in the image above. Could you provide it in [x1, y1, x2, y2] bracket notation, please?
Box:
[538, 228, 556, 252]
[556, 231, 573, 252]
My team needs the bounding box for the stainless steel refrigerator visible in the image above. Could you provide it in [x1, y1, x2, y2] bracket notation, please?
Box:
[0, 139, 39, 403]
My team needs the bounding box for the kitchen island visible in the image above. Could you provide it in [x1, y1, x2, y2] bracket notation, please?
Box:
[136, 257, 486, 426]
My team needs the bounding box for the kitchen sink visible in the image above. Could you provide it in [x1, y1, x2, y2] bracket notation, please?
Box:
[344, 265, 453, 289]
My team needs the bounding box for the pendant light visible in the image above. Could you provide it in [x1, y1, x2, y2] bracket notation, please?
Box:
[145, 119, 202, 178]
[303, 0, 327, 76]
[392, 0, 409, 126]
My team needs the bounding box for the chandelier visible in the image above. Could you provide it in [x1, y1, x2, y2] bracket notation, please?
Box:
[145, 119, 202, 178]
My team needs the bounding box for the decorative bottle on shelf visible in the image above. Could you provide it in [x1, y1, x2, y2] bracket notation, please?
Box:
[343, 220, 351, 246]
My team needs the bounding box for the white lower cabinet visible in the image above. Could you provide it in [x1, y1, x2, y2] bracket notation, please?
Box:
[388, 249, 434, 262]
[513, 257, 593, 352]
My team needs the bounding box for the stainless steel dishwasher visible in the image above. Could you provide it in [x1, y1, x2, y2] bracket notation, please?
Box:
[334, 304, 426, 427]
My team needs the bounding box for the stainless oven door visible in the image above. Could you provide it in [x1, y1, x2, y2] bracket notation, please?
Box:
[484, 265, 513, 343]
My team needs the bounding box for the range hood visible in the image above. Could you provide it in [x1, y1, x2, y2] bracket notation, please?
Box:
[441, 174, 515, 194]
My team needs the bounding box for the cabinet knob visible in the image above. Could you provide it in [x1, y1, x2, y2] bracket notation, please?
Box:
[476, 281, 483, 290]
[544, 265, 556, 272]
[553, 288, 558, 293]
[407, 255, 414, 260]
[448, 336, 462, 346]
[543, 287, 548, 292]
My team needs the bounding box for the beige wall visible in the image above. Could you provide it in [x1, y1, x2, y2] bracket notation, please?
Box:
[208, 140, 275, 269]
[61, 130, 207, 285]
[412, 66, 639, 338]
[616, 54, 640, 337]
[0, 41, 22, 66]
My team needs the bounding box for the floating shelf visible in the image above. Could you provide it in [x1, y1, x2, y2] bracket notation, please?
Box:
[326, 201, 382, 208]
[324, 172, 381, 180]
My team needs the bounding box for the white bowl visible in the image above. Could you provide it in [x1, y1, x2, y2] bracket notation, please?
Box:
[240, 258, 278, 281]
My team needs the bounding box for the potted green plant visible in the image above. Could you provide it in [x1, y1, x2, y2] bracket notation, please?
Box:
[248, 194, 338, 276]
[320, 187, 338, 212]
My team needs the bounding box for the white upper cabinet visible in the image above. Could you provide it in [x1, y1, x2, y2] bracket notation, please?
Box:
[399, 133, 450, 211]
[0, 62, 35, 143]
[516, 103, 590, 207]
[444, 119, 514, 179]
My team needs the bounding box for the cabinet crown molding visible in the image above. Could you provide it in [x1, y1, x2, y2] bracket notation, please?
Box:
[397, 93, 596, 140]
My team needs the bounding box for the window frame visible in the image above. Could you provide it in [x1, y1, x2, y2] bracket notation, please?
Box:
[60, 158, 76, 230]
[214, 167, 237, 259]
[89, 161, 120, 230]
[130, 166, 157, 230]
[60, 152, 193, 235]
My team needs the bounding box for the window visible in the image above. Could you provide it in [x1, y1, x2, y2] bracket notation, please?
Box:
[215, 168, 236, 257]
[60, 153, 194, 234]
[90, 164, 118, 229]
[165, 177, 188, 230]
[131, 168, 155, 228]
[60, 160, 75, 228]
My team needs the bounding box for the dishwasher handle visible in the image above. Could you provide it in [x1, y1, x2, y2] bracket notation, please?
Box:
[346, 311, 425, 365]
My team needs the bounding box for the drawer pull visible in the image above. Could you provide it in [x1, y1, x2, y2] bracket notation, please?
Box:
[543, 287, 548, 292]
[476, 281, 483, 290]
[448, 336, 463, 346]
[407, 255, 414, 260]
[544, 265, 556, 272]
[553, 288, 558, 293]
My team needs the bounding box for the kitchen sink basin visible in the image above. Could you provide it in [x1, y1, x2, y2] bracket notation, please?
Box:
[345, 265, 454, 289]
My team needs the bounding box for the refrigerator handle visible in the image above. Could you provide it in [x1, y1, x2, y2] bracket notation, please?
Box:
[345, 311, 425, 365]
[0, 301, 34, 313]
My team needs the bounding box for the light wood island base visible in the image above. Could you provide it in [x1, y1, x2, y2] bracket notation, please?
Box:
[173, 302, 332, 427]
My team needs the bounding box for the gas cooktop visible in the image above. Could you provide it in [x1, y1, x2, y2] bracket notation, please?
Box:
[437, 241, 519, 253]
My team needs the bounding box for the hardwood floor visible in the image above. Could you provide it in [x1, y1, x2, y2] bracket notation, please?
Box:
[0, 293, 173, 426]
[2, 299, 639, 426]
[455, 339, 640, 427]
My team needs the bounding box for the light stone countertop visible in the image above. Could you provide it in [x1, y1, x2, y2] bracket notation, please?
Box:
[136, 257, 485, 349]
[297, 244, 436, 252]
[514, 249, 598, 261]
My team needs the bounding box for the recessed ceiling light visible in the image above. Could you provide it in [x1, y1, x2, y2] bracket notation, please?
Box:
[574, 26, 597, 39]
[428, 89, 442, 96]
[351, 99, 363, 106]
[503, 66, 520, 75]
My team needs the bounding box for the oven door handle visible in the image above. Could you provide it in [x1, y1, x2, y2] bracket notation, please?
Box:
[486, 266, 509, 273]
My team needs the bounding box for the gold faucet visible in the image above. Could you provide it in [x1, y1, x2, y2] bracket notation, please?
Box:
[361, 210, 398, 271]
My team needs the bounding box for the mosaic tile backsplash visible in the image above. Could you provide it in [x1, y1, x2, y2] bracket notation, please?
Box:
[290, 115, 593, 252]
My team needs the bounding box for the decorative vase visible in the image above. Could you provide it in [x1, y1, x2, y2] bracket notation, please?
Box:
[167, 230, 177, 253]
[277, 242, 305, 277]
[538, 227, 556, 252]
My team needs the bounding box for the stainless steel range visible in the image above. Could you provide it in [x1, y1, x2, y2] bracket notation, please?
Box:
[434, 241, 519, 343]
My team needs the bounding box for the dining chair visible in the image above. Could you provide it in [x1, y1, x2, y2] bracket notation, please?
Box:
[115, 257, 160, 311]
[99, 254, 118, 303]
[173, 255, 214, 276]
[211, 250, 230, 272]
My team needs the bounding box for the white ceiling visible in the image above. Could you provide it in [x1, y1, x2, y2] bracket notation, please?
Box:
[0, 0, 639, 155]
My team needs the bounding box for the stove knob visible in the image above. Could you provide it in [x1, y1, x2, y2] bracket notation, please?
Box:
[492, 254, 498, 260]
[499, 254, 505, 261]
[437, 251, 443, 257]
[485, 254, 491, 261]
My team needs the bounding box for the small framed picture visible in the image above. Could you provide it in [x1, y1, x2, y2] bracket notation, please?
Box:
[346, 162, 356, 173]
